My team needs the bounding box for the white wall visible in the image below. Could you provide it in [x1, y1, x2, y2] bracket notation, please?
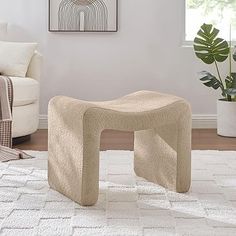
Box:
[0, 0, 226, 116]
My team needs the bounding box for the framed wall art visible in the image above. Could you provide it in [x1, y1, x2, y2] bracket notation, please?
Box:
[49, 0, 118, 32]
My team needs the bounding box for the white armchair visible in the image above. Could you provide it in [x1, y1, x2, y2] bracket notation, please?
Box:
[11, 51, 42, 138]
[0, 23, 41, 140]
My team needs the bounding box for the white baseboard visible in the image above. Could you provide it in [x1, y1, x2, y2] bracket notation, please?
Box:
[39, 114, 217, 130]
[192, 114, 217, 129]
[39, 115, 48, 129]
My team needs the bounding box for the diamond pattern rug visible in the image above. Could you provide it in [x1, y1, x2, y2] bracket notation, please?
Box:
[0, 150, 236, 236]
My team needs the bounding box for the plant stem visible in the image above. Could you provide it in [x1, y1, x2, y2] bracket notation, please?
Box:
[228, 25, 232, 102]
[214, 61, 224, 90]
[229, 25, 232, 80]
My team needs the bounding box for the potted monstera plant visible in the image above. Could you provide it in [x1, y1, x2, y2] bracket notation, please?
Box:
[194, 23, 236, 137]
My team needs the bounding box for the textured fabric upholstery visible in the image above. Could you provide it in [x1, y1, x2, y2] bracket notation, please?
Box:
[48, 91, 192, 206]
[10, 77, 39, 107]
[0, 41, 37, 77]
[12, 51, 42, 138]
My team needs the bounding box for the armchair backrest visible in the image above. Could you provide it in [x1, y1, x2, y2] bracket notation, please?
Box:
[26, 51, 42, 81]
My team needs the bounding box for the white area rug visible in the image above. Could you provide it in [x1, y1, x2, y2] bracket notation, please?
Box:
[0, 151, 236, 236]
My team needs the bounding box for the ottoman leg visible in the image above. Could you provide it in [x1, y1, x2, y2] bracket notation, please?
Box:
[48, 97, 100, 206]
[134, 116, 191, 193]
[79, 132, 100, 206]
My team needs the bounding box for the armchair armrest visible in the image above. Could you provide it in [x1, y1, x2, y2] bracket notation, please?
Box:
[26, 51, 42, 81]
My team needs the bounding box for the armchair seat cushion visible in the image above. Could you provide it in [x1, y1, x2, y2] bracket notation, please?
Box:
[10, 77, 39, 107]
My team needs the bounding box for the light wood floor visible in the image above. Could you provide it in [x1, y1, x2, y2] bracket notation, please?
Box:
[14, 129, 236, 151]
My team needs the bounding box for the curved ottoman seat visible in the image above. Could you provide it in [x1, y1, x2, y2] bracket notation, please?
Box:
[48, 91, 192, 206]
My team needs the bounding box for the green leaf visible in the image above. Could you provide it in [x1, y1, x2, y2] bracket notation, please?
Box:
[194, 23, 230, 64]
[196, 53, 215, 64]
[225, 76, 232, 89]
[233, 46, 236, 61]
[214, 54, 229, 62]
[199, 71, 222, 90]
[225, 88, 236, 96]
[232, 73, 236, 88]
[225, 73, 236, 89]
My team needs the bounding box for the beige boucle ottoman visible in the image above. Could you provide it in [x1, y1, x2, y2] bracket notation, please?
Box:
[48, 91, 192, 206]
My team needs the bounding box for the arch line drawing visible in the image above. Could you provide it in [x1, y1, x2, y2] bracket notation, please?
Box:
[58, 0, 108, 31]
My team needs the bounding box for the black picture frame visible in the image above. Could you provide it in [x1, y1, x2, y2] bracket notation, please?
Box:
[48, 0, 118, 32]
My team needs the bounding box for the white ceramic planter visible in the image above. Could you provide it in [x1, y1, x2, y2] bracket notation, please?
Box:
[217, 100, 236, 137]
